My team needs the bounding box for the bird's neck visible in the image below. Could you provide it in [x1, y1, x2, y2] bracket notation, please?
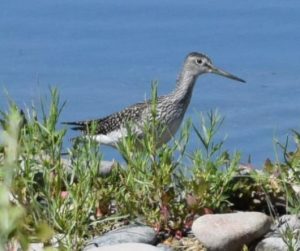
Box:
[172, 69, 198, 103]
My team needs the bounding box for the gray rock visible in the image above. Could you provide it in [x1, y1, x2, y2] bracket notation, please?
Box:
[99, 160, 116, 176]
[28, 155, 117, 177]
[84, 224, 157, 250]
[156, 243, 174, 251]
[192, 212, 271, 251]
[275, 214, 300, 234]
[255, 214, 300, 251]
[86, 243, 162, 251]
[292, 184, 300, 197]
[255, 237, 289, 251]
[28, 243, 44, 251]
[61, 158, 116, 176]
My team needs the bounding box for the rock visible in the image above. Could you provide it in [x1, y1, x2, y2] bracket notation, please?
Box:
[292, 184, 300, 196]
[28, 243, 44, 251]
[84, 224, 157, 250]
[192, 212, 271, 251]
[275, 214, 300, 233]
[86, 243, 163, 251]
[156, 243, 175, 251]
[255, 237, 288, 251]
[61, 157, 116, 176]
[255, 214, 300, 251]
[99, 160, 116, 176]
[25, 154, 117, 178]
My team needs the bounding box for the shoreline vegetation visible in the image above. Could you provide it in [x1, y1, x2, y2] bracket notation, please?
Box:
[0, 87, 299, 250]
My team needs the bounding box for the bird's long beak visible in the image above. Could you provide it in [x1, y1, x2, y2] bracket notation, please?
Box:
[210, 65, 246, 83]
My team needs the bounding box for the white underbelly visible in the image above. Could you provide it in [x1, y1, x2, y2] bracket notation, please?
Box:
[92, 127, 128, 147]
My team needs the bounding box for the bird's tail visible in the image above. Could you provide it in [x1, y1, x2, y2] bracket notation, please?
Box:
[61, 121, 87, 131]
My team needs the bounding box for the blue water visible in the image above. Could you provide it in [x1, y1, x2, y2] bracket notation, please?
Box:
[1, 1, 300, 167]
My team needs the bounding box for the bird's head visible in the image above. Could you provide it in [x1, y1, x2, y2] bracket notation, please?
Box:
[184, 52, 245, 83]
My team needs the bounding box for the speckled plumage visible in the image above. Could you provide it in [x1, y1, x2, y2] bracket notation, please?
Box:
[64, 52, 245, 147]
[65, 102, 148, 135]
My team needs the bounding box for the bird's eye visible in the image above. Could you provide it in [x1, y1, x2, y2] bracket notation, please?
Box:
[196, 59, 203, 64]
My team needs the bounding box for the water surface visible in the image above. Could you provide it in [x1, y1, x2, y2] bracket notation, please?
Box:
[1, 1, 300, 166]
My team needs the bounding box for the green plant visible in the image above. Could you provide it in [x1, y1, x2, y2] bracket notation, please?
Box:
[0, 89, 121, 250]
[184, 110, 240, 213]
[0, 104, 26, 250]
[115, 83, 188, 231]
[261, 129, 300, 250]
[280, 225, 300, 251]
[272, 131, 300, 214]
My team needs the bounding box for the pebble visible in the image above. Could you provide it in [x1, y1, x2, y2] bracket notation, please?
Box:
[192, 212, 271, 251]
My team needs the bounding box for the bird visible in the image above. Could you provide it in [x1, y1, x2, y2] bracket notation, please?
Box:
[63, 52, 245, 148]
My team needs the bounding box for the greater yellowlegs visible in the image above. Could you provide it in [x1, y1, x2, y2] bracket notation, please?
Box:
[64, 52, 245, 147]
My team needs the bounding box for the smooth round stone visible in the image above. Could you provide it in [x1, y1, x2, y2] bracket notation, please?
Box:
[87, 243, 163, 251]
[192, 212, 271, 251]
[84, 224, 157, 250]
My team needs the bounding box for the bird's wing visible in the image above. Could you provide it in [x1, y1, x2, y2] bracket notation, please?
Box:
[63, 102, 149, 135]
